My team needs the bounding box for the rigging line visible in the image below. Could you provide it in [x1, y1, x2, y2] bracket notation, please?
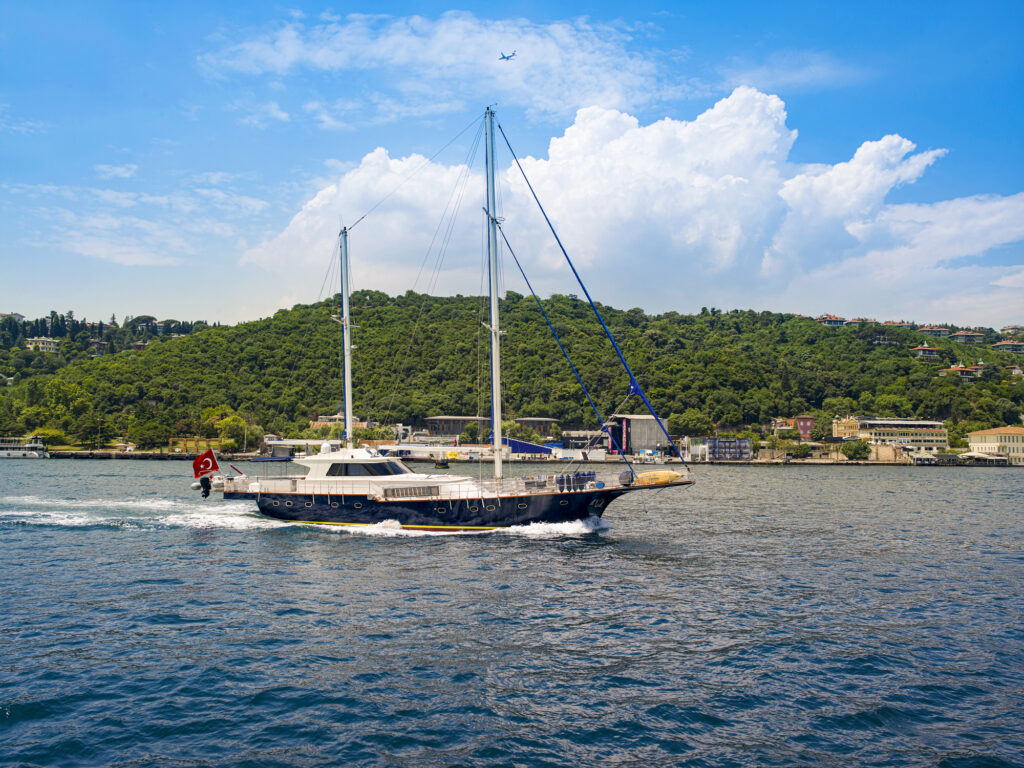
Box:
[497, 225, 634, 478]
[348, 114, 481, 232]
[497, 122, 687, 466]
[265, 233, 342, 430]
[374, 121, 485, 427]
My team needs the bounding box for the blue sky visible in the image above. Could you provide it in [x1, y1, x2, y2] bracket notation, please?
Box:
[2, 1, 1023, 326]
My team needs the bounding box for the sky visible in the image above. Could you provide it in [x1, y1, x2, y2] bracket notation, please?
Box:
[2, 1, 1023, 327]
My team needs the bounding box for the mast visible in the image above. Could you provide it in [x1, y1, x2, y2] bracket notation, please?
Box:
[340, 227, 354, 450]
[484, 107, 503, 481]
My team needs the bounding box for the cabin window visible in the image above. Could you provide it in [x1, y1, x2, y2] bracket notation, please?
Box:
[326, 461, 411, 477]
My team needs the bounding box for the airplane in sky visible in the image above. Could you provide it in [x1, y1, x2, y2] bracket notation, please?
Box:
[499, 50, 516, 61]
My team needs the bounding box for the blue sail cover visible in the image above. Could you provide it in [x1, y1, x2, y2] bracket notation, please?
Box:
[502, 437, 552, 454]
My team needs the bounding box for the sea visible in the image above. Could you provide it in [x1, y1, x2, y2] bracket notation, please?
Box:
[1, 459, 1022, 767]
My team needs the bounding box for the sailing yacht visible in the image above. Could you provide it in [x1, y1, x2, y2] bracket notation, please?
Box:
[211, 108, 693, 531]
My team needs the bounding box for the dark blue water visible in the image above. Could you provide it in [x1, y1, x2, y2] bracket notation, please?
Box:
[1, 460, 1022, 767]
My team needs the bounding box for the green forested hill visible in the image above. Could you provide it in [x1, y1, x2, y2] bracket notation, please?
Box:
[1, 290, 1021, 447]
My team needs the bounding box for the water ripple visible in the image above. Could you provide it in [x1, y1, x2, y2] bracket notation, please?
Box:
[0, 462, 1022, 766]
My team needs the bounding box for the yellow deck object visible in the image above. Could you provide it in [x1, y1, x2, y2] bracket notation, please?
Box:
[445, 451, 459, 460]
[634, 470, 685, 486]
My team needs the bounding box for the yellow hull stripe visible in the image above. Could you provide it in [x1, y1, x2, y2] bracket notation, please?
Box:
[292, 519, 504, 531]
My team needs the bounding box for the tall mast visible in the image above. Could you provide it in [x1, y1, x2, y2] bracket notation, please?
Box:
[484, 107, 503, 481]
[340, 227, 354, 450]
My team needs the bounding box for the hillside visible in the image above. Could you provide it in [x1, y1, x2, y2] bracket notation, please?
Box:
[1, 291, 1022, 448]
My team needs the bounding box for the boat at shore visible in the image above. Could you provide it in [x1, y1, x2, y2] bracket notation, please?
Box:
[205, 107, 693, 531]
[0, 436, 49, 459]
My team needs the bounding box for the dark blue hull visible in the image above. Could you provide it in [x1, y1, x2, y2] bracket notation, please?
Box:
[225, 486, 639, 530]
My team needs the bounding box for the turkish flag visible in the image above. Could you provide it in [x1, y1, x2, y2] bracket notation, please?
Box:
[192, 449, 220, 478]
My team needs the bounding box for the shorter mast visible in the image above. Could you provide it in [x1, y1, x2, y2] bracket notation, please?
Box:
[340, 227, 354, 450]
[484, 107, 503, 481]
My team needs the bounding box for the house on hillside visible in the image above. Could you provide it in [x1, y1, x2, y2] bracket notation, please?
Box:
[25, 337, 59, 353]
[938, 362, 985, 380]
[817, 314, 846, 327]
[950, 330, 984, 344]
[911, 345, 939, 358]
[993, 340, 1024, 354]
[918, 326, 950, 338]
[1000, 324, 1024, 336]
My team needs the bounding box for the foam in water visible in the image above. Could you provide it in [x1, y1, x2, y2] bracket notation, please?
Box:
[1, 494, 610, 537]
[0, 495, 289, 531]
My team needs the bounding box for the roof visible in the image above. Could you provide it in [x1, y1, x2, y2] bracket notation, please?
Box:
[950, 330, 983, 337]
[911, 345, 938, 350]
[967, 426, 1024, 437]
[425, 415, 489, 420]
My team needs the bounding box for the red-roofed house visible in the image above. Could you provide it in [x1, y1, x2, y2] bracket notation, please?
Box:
[919, 326, 950, 338]
[994, 340, 1024, 353]
[911, 345, 939, 358]
[817, 314, 846, 327]
[950, 330, 984, 344]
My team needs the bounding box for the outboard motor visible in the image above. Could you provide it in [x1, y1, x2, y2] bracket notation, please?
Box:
[199, 475, 212, 499]
[618, 470, 634, 487]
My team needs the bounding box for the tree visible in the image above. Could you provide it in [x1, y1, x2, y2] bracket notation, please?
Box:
[841, 440, 870, 460]
[790, 443, 812, 459]
[668, 409, 714, 436]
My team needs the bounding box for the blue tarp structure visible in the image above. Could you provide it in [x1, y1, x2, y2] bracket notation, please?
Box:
[502, 437, 552, 454]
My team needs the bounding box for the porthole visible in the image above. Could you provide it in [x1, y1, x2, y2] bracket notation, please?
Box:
[305, 502, 312, 508]
[354, 503, 362, 509]
[331, 503, 339, 508]
[435, 507, 446, 514]
[273, 501, 280, 507]
[469, 506, 478, 512]
[559, 500, 568, 506]
[285, 501, 293, 507]
[517, 503, 528, 510]
[486, 505, 495, 511]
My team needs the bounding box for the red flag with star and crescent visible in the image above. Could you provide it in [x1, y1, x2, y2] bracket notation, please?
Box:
[192, 449, 220, 479]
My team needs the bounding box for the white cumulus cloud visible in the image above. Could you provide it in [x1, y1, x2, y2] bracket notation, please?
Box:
[238, 87, 1024, 326]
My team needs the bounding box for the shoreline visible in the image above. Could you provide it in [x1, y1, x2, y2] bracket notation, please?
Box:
[36, 450, 1020, 467]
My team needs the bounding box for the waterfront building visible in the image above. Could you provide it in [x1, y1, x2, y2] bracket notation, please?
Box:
[25, 337, 59, 353]
[967, 426, 1024, 465]
[561, 430, 605, 450]
[607, 414, 666, 454]
[832, 416, 949, 451]
[918, 326, 950, 338]
[817, 314, 846, 327]
[514, 417, 559, 438]
[425, 415, 490, 437]
[911, 345, 939, 358]
[993, 340, 1024, 353]
[685, 436, 752, 461]
[771, 415, 815, 439]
